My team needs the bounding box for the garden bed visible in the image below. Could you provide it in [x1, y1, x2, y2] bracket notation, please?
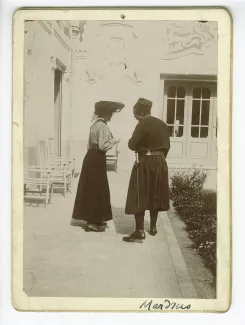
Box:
[170, 169, 217, 280]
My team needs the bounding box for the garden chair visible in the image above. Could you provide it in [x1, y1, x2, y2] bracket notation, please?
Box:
[47, 162, 72, 198]
[24, 167, 53, 210]
[36, 139, 73, 197]
[46, 137, 76, 188]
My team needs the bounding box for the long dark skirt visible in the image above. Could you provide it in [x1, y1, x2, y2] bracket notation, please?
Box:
[72, 149, 113, 224]
[125, 155, 170, 215]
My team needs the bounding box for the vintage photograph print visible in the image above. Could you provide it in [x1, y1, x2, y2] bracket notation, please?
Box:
[12, 8, 231, 312]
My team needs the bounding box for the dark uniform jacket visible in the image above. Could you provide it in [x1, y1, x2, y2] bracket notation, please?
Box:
[128, 115, 170, 157]
[125, 115, 170, 214]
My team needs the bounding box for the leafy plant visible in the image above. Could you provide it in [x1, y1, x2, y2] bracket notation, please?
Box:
[170, 168, 217, 279]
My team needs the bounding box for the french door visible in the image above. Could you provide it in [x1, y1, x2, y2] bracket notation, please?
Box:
[163, 80, 217, 166]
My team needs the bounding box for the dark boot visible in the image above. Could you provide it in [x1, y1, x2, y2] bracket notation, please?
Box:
[85, 223, 105, 232]
[97, 221, 108, 229]
[149, 211, 158, 236]
[122, 230, 146, 243]
[149, 227, 157, 236]
[96, 222, 107, 226]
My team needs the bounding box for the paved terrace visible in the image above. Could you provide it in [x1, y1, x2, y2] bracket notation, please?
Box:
[24, 170, 197, 298]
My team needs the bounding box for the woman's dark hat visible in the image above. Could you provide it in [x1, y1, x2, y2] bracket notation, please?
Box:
[94, 101, 125, 116]
[134, 98, 152, 115]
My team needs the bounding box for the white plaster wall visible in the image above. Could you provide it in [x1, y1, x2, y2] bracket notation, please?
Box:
[24, 21, 72, 165]
[71, 20, 218, 173]
[23, 20, 218, 188]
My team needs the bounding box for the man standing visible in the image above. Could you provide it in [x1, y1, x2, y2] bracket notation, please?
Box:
[123, 98, 170, 243]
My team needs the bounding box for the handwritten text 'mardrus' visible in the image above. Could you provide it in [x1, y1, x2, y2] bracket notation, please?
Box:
[140, 299, 191, 311]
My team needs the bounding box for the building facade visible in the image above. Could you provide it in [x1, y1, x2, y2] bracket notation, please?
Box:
[24, 20, 218, 189]
[24, 20, 77, 169]
[71, 20, 218, 188]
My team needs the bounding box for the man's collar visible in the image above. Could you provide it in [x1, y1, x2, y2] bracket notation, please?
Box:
[138, 114, 151, 122]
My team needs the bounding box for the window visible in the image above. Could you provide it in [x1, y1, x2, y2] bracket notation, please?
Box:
[191, 88, 211, 138]
[165, 83, 214, 140]
[166, 86, 185, 137]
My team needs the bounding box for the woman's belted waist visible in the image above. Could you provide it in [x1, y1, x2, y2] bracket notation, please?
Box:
[88, 144, 106, 154]
[89, 144, 99, 150]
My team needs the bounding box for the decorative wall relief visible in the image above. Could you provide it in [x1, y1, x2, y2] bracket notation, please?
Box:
[79, 21, 87, 41]
[124, 72, 144, 87]
[83, 70, 107, 85]
[105, 37, 126, 68]
[162, 21, 218, 60]
[56, 20, 71, 38]
[74, 48, 88, 59]
[82, 22, 141, 82]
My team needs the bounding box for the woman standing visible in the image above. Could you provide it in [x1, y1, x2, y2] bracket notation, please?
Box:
[72, 101, 124, 232]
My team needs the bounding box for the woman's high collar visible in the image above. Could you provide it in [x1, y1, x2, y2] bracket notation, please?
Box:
[91, 117, 107, 126]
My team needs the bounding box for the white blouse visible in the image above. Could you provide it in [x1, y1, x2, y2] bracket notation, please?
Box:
[87, 118, 116, 152]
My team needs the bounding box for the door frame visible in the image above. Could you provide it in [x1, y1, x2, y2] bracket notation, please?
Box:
[162, 76, 217, 166]
[53, 59, 66, 156]
[185, 81, 217, 164]
[162, 80, 188, 164]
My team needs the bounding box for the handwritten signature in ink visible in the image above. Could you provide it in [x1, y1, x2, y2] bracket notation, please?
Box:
[140, 299, 191, 311]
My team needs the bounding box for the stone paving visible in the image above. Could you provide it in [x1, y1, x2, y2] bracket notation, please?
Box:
[23, 170, 197, 298]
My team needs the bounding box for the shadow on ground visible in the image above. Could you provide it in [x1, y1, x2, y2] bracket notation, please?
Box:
[112, 206, 150, 235]
[70, 206, 150, 236]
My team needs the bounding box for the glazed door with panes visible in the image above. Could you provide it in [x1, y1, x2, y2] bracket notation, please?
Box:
[163, 81, 217, 165]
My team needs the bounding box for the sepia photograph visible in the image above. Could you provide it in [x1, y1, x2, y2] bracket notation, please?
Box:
[12, 8, 231, 312]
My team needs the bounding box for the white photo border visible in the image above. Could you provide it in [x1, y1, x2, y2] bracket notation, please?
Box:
[12, 7, 231, 312]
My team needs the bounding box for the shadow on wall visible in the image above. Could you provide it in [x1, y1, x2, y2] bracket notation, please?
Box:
[27, 145, 39, 166]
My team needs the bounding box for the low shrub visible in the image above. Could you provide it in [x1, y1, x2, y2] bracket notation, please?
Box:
[170, 168, 217, 278]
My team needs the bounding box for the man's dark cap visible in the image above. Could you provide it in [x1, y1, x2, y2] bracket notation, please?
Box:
[133, 98, 152, 114]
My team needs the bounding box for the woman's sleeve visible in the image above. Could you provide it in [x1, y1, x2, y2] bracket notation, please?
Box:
[98, 123, 116, 152]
